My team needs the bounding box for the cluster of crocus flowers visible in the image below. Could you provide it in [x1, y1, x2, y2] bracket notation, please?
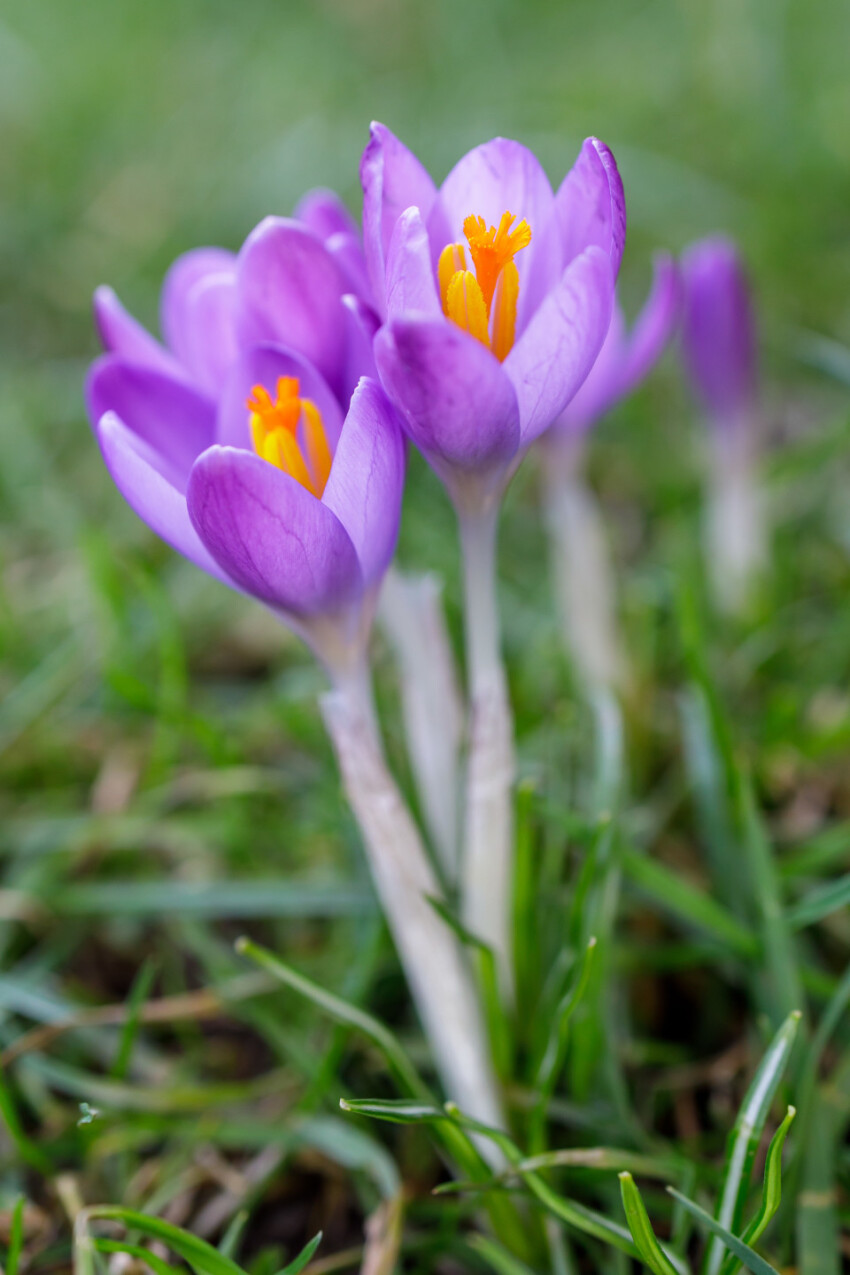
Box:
[88, 122, 745, 1135]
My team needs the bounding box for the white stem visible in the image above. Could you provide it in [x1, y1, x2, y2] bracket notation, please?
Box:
[458, 507, 515, 994]
[542, 438, 626, 694]
[705, 420, 767, 615]
[378, 566, 463, 880]
[321, 665, 504, 1137]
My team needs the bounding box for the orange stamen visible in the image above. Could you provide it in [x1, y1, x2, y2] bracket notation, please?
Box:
[246, 376, 332, 497]
[440, 210, 531, 360]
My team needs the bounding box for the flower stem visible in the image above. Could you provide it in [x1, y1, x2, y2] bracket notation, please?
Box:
[378, 566, 463, 880]
[542, 437, 626, 693]
[321, 659, 505, 1141]
[458, 505, 515, 995]
[705, 419, 767, 614]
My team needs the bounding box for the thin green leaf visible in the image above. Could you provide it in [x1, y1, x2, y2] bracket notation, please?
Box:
[80, 1208, 246, 1275]
[0, 1069, 52, 1174]
[218, 1211, 249, 1261]
[110, 957, 157, 1080]
[467, 1234, 539, 1275]
[719, 1106, 795, 1275]
[5, 1197, 25, 1275]
[704, 1010, 801, 1275]
[785, 873, 850, 930]
[528, 938, 597, 1154]
[235, 938, 426, 1100]
[273, 1231, 322, 1275]
[339, 1097, 447, 1125]
[621, 847, 759, 959]
[618, 1174, 680, 1275]
[93, 1239, 182, 1275]
[668, 1190, 781, 1275]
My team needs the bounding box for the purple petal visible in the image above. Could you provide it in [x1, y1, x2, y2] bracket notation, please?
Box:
[556, 253, 680, 433]
[294, 188, 359, 241]
[385, 207, 441, 320]
[86, 356, 216, 492]
[326, 230, 373, 302]
[216, 344, 344, 453]
[322, 378, 406, 585]
[93, 286, 181, 377]
[681, 237, 757, 423]
[187, 446, 363, 615]
[97, 412, 233, 586]
[374, 317, 520, 473]
[161, 247, 237, 356]
[503, 245, 615, 444]
[235, 217, 347, 397]
[360, 122, 438, 313]
[341, 295, 380, 402]
[172, 272, 240, 396]
[555, 138, 626, 278]
[433, 138, 561, 330]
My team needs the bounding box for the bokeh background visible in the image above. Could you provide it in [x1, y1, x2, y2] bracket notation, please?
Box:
[2, 0, 850, 1265]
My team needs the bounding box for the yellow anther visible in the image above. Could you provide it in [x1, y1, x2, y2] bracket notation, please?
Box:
[445, 270, 490, 348]
[246, 376, 332, 497]
[440, 210, 531, 361]
[438, 241, 467, 310]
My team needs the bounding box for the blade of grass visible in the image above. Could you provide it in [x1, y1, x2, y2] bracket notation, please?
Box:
[703, 1010, 801, 1275]
[784, 873, 850, 930]
[618, 1173, 680, 1275]
[667, 1191, 780, 1275]
[110, 957, 157, 1080]
[5, 1197, 25, 1275]
[718, 1106, 795, 1275]
[275, 1232, 322, 1275]
[78, 1207, 247, 1275]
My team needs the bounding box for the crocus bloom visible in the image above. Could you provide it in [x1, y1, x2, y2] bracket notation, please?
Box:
[87, 203, 404, 674]
[361, 124, 624, 506]
[93, 189, 376, 410]
[680, 236, 758, 430]
[546, 253, 680, 439]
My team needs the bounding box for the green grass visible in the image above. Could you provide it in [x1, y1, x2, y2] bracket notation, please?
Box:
[1, 0, 850, 1271]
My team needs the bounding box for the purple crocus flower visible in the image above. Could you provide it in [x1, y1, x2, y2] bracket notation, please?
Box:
[680, 236, 758, 430]
[361, 124, 624, 507]
[87, 201, 404, 676]
[546, 253, 680, 438]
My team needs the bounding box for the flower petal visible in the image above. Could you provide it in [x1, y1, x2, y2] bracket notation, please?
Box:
[374, 317, 520, 473]
[93, 286, 181, 377]
[322, 378, 406, 585]
[161, 247, 237, 357]
[326, 230, 372, 302]
[173, 272, 240, 396]
[187, 446, 363, 615]
[86, 356, 216, 491]
[97, 412, 233, 586]
[503, 245, 615, 444]
[294, 188, 359, 241]
[555, 138, 626, 278]
[360, 121, 438, 313]
[341, 294, 380, 401]
[216, 344, 344, 453]
[235, 217, 347, 397]
[681, 236, 757, 422]
[386, 206, 441, 320]
[433, 138, 560, 330]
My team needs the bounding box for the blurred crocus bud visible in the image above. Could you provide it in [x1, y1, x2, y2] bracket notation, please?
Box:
[681, 237, 758, 428]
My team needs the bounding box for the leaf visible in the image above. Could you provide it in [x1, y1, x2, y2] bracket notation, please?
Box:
[719, 1106, 795, 1275]
[467, 1234, 540, 1275]
[93, 1239, 183, 1275]
[785, 873, 850, 930]
[667, 1190, 781, 1275]
[79, 1208, 247, 1275]
[703, 1010, 801, 1275]
[618, 1174, 681, 1275]
[274, 1231, 322, 1275]
[111, 957, 157, 1080]
[5, 1197, 25, 1275]
[339, 1097, 447, 1124]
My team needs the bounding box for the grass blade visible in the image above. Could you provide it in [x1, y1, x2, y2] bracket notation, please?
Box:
[5, 1197, 26, 1275]
[703, 1010, 801, 1275]
[618, 1173, 681, 1275]
[668, 1190, 780, 1275]
[785, 873, 850, 930]
[274, 1231, 322, 1275]
[110, 957, 157, 1080]
[719, 1106, 795, 1275]
[79, 1208, 247, 1275]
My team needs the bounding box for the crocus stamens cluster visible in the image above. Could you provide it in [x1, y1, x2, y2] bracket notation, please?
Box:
[438, 211, 532, 362]
[247, 376, 332, 498]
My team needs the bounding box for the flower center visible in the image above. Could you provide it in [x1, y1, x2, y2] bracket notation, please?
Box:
[246, 376, 332, 497]
[438, 211, 532, 361]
